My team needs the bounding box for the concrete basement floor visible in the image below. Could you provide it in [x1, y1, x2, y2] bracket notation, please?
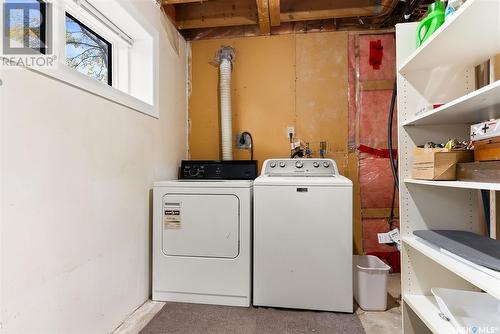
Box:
[356, 273, 402, 334]
[114, 274, 402, 334]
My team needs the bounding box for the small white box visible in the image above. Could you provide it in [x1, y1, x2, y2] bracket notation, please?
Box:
[353, 255, 391, 311]
[471, 119, 500, 141]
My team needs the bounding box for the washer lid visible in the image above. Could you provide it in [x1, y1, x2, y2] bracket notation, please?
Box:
[154, 179, 253, 188]
[253, 175, 352, 187]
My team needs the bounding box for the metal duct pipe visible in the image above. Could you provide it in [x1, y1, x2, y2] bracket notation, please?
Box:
[214, 46, 235, 161]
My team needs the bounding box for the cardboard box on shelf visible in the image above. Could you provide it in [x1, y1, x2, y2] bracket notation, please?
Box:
[474, 137, 500, 162]
[412, 148, 474, 180]
[457, 161, 500, 182]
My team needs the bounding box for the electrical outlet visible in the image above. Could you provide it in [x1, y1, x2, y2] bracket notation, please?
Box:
[236, 133, 251, 149]
[287, 126, 295, 140]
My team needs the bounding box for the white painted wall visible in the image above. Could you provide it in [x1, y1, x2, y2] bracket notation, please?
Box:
[0, 1, 187, 333]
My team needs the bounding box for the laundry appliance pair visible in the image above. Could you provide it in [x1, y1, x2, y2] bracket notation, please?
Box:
[153, 159, 353, 312]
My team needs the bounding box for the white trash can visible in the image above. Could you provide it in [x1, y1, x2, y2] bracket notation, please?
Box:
[353, 255, 391, 311]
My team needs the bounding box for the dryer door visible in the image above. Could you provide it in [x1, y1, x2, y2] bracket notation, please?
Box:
[162, 194, 239, 258]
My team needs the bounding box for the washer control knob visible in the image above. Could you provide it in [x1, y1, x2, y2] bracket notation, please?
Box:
[323, 161, 330, 168]
[270, 162, 277, 168]
[279, 162, 286, 168]
[189, 167, 199, 176]
[295, 161, 304, 169]
[313, 162, 320, 168]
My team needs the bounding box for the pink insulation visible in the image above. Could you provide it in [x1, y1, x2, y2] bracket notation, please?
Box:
[359, 153, 398, 209]
[362, 218, 400, 254]
[359, 90, 397, 149]
[348, 33, 399, 254]
[358, 34, 396, 81]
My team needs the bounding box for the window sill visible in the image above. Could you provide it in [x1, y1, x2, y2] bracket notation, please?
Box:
[22, 63, 158, 118]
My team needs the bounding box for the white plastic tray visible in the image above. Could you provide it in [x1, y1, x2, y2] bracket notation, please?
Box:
[431, 288, 500, 332]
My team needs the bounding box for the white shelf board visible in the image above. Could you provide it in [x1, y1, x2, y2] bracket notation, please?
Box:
[398, 0, 500, 74]
[403, 81, 500, 126]
[404, 178, 500, 191]
[403, 237, 500, 300]
[403, 294, 456, 334]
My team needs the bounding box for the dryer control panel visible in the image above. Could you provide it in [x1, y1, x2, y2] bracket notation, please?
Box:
[262, 159, 339, 177]
[180, 160, 258, 180]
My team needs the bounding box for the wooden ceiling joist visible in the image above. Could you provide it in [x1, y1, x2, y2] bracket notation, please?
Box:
[269, 0, 281, 26]
[162, 4, 176, 23]
[280, 0, 391, 23]
[164, 0, 400, 34]
[174, 0, 257, 29]
[256, 0, 271, 34]
[163, 0, 206, 4]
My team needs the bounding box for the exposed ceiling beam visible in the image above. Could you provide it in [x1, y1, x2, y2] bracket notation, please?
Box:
[177, 16, 255, 29]
[280, 9, 371, 23]
[161, 4, 176, 23]
[168, 0, 397, 31]
[280, 0, 391, 22]
[163, 0, 206, 4]
[175, 0, 257, 29]
[256, 0, 271, 34]
[269, 0, 280, 26]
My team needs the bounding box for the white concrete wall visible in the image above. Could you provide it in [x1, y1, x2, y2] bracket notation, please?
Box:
[0, 1, 187, 333]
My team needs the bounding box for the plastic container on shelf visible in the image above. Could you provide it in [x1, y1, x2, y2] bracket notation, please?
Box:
[445, 0, 466, 20]
[416, 1, 445, 47]
[431, 287, 500, 332]
[353, 255, 391, 311]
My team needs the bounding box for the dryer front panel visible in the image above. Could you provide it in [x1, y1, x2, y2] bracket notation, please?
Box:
[162, 194, 239, 259]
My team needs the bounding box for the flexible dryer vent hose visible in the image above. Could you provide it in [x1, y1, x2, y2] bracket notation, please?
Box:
[214, 46, 236, 161]
[219, 58, 233, 160]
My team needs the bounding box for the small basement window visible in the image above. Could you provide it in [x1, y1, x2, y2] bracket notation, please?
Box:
[3, 0, 49, 54]
[7, 0, 159, 117]
[61, 0, 157, 113]
[65, 13, 112, 86]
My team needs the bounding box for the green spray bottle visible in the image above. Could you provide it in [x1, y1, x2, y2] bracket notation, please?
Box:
[416, 1, 445, 47]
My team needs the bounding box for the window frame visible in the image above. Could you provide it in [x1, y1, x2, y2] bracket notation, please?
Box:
[1, 0, 160, 118]
[3, 0, 49, 55]
[38, 0, 47, 55]
[65, 11, 113, 86]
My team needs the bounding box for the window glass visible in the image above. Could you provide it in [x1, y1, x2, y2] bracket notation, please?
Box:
[65, 13, 111, 85]
[4, 0, 48, 54]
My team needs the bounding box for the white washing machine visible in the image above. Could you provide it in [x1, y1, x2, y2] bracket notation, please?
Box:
[253, 158, 353, 312]
[152, 180, 252, 307]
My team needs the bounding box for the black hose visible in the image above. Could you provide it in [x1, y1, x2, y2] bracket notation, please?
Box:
[388, 81, 398, 239]
[388, 79, 399, 189]
[389, 176, 397, 230]
[291, 149, 304, 159]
